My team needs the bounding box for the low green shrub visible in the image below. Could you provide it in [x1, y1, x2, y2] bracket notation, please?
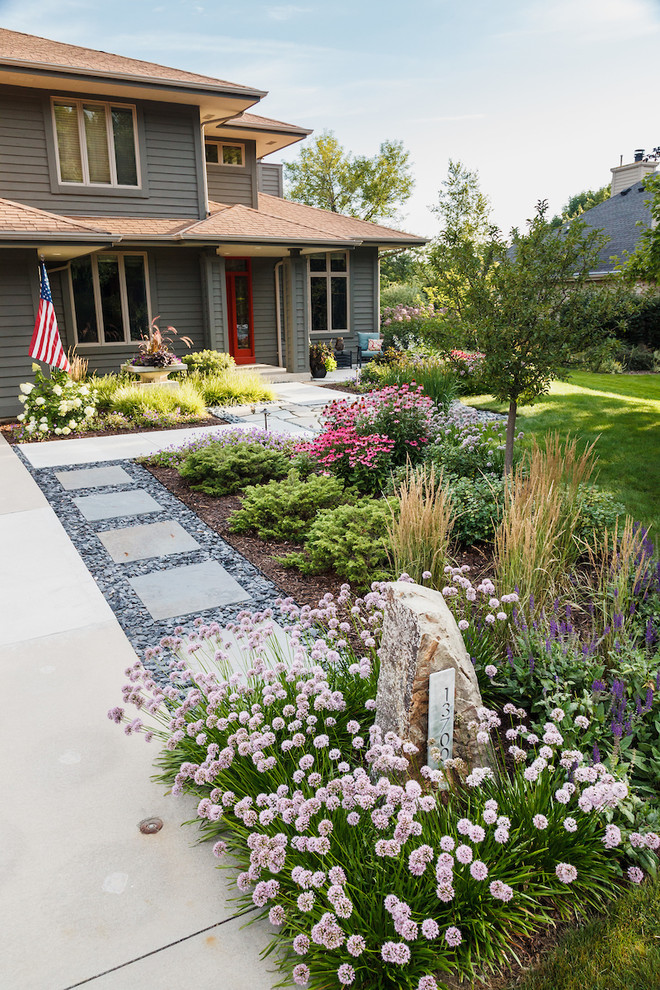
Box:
[199, 370, 275, 406]
[449, 474, 505, 546]
[281, 498, 392, 586]
[577, 486, 626, 540]
[179, 440, 291, 496]
[181, 349, 235, 375]
[229, 471, 355, 542]
[110, 381, 208, 420]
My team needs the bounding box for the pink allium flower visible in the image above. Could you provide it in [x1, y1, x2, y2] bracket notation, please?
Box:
[268, 905, 285, 926]
[533, 814, 548, 830]
[293, 963, 310, 985]
[212, 840, 228, 857]
[644, 833, 660, 850]
[458, 619, 469, 631]
[297, 891, 315, 912]
[555, 862, 578, 884]
[347, 812, 360, 826]
[603, 824, 622, 849]
[470, 860, 489, 881]
[421, 918, 440, 939]
[494, 826, 509, 844]
[563, 817, 577, 833]
[346, 934, 366, 956]
[469, 824, 486, 842]
[292, 933, 310, 955]
[440, 835, 455, 852]
[628, 866, 644, 884]
[444, 926, 463, 947]
[485, 665, 497, 678]
[489, 880, 514, 901]
[338, 963, 355, 985]
[456, 844, 473, 864]
[417, 979, 439, 990]
[457, 818, 472, 835]
[483, 808, 497, 825]
[381, 941, 411, 964]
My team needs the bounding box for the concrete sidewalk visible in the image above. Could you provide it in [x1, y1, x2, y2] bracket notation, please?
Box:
[0, 435, 275, 990]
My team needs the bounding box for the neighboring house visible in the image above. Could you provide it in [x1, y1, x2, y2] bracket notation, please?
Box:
[0, 29, 424, 417]
[577, 149, 658, 278]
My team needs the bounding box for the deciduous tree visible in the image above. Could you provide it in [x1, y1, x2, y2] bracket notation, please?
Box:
[284, 131, 413, 223]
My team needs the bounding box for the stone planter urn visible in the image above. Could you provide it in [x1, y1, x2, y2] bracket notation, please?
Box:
[121, 363, 186, 383]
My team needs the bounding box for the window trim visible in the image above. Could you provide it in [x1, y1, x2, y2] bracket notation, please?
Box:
[50, 96, 142, 190]
[307, 251, 350, 335]
[205, 140, 246, 168]
[69, 251, 152, 347]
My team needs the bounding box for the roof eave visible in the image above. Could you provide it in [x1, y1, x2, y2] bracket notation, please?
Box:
[0, 58, 267, 100]
[0, 231, 116, 242]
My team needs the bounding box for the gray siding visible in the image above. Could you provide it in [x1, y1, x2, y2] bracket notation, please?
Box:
[251, 258, 278, 365]
[307, 246, 379, 356]
[206, 140, 257, 207]
[0, 250, 38, 418]
[257, 162, 283, 198]
[0, 85, 203, 218]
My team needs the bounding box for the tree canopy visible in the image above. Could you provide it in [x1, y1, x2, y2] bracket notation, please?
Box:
[284, 131, 413, 223]
[550, 185, 611, 227]
[624, 173, 660, 284]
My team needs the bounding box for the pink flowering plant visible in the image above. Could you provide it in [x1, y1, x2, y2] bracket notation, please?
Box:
[110, 582, 656, 990]
[298, 386, 441, 493]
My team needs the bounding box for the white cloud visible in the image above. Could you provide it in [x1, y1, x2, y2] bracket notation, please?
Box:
[498, 0, 660, 41]
[411, 113, 485, 123]
[266, 4, 311, 20]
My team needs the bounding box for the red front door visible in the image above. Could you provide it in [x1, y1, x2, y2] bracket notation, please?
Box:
[225, 258, 255, 364]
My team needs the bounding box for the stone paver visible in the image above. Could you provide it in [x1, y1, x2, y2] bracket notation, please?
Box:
[98, 519, 200, 563]
[73, 488, 163, 521]
[129, 560, 251, 620]
[56, 464, 134, 489]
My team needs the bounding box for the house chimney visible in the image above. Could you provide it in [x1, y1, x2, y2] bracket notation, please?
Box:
[610, 148, 659, 196]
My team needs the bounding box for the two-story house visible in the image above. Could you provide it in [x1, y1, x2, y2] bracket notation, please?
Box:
[0, 28, 424, 417]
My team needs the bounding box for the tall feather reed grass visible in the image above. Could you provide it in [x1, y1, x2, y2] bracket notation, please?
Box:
[387, 462, 454, 588]
[585, 516, 653, 653]
[67, 348, 88, 382]
[495, 433, 598, 609]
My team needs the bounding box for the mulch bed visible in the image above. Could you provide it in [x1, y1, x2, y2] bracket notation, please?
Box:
[0, 414, 228, 445]
[316, 381, 362, 394]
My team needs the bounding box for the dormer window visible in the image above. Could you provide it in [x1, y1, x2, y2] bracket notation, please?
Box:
[205, 141, 244, 167]
[52, 98, 139, 187]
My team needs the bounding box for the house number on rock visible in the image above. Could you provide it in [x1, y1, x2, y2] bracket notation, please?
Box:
[427, 667, 455, 771]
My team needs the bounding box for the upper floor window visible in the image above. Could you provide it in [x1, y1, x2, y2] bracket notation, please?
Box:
[69, 253, 150, 345]
[309, 251, 349, 333]
[52, 98, 139, 187]
[205, 141, 244, 167]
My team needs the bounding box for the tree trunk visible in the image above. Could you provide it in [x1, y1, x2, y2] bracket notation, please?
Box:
[504, 399, 517, 475]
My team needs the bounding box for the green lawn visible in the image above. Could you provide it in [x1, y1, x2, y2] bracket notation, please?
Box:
[511, 877, 660, 990]
[464, 372, 660, 534]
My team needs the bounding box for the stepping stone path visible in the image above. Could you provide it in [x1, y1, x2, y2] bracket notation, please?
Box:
[17, 454, 284, 672]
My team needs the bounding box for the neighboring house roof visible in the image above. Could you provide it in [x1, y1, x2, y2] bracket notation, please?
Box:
[577, 180, 655, 274]
[222, 111, 312, 136]
[0, 197, 113, 240]
[0, 28, 264, 97]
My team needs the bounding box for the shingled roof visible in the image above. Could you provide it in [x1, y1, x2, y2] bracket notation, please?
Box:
[0, 28, 262, 95]
[0, 197, 113, 239]
[578, 179, 656, 274]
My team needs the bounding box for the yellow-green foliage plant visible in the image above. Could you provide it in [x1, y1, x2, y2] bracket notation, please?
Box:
[200, 369, 275, 406]
[387, 462, 454, 589]
[495, 433, 598, 609]
[110, 380, 208, 421]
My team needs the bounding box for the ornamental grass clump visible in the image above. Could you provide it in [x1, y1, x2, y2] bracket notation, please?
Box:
[495, 434, 598, 609]
[387, 464, 454, 589]
[199, 369, 275, 406]
[110, 380, 208, 421]
[110, 587, 657, 990]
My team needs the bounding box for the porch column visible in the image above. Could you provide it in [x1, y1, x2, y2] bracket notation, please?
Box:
[286, 248, 309, 374]
[200, 251, 229, 353]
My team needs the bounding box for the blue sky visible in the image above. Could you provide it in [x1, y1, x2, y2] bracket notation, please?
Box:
[1, 0, 658, 236]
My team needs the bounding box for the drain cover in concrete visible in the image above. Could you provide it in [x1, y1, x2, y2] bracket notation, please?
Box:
[129, 560, 251, 620]
[73, 489, 163, 521]
[55, 465, 134, 490]
[98, 520, 200, 563]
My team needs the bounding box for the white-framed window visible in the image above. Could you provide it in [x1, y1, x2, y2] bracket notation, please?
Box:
[52, 97, 140, 187]
[308, 251, 349, 333]
[69, 253, 151, 345]
[205, 141, 244, 167]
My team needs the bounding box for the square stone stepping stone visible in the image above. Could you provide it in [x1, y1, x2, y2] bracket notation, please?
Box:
[73, 489, 163, 521]
[55, 465, 134, 490]
[129, 560, 251, 620]
[98, 520, 200, 563]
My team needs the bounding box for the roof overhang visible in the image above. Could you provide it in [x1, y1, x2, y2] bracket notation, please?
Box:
[206, 119, 312, 157]
[0, 63, 263, 119]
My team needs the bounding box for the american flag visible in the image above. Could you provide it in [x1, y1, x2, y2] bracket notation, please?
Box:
[29, 262, 71, 372]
